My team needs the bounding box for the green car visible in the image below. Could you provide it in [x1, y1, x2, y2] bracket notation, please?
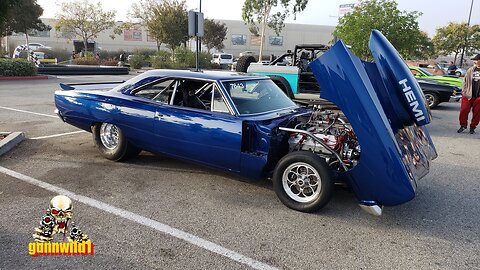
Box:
[409, 66, 463, 87]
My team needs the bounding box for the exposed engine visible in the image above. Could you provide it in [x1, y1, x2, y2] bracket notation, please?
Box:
[287, 108, 361, 171]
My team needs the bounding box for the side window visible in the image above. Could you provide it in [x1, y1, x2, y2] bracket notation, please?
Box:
[133, 79, 176, 104]
[212, 86, 230, 114]
[172, 79, 213, 111]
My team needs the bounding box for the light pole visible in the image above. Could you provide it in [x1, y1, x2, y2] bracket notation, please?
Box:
[459, 0, 475, 68]
[196, 0, 202, 71]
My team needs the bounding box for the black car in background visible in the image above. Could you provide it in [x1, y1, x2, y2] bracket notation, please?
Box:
[416, 78, 462, 109]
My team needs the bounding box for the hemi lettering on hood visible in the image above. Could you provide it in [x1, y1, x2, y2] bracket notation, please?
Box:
[398, 78, 425, 122]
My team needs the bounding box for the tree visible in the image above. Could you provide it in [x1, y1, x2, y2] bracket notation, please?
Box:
[0, 0, 18, 52]
[412, 31, 437, 60]
[0, 0, 19, 32]
[55, 0, 116, 53]
[129, 0, 188, 57]
[203, 19, 227, 52]
[242, 0, 308, 61]
[129, 0, 162, 51]
[149, 0, 188, 58]
[433, 23, 480, 64]
[334, 0, 423, 59]
[1, 0, 49, 51]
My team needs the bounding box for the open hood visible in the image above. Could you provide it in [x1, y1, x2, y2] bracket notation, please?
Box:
[309, 30, 437, 207]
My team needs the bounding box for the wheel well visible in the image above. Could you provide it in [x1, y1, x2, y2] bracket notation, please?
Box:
[423, 91, 439, 96]
[90, 122, 99, 131]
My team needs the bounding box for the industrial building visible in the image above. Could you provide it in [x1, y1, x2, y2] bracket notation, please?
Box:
[3, 18, 335, 57]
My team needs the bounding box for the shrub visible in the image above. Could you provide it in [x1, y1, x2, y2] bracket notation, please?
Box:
[36, 48, 71, 62]
[128, 55, 145, 69]
[0, 58, 37, 76]
[73, 57, 99, 65]
[101, 59, 118, 66]
[150, 48, 213, 69]
[174, 48, 212, 69]
[151, 50, 173, 69]
[133, 48, 157, 58]
[98, 50, 123, 61]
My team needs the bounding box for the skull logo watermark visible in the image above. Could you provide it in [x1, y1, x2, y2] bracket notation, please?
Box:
[33, 195, 89, 243]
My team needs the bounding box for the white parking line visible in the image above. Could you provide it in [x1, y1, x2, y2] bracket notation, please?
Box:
[0, 166, 278, 270]
[0, 105, 57, 118]
[30, 131, 87, 140]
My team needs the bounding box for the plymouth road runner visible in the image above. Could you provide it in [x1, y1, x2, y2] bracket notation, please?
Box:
[55, 31, 437, 215]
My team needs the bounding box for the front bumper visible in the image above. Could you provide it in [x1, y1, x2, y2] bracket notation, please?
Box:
[449, 94, 462, 102]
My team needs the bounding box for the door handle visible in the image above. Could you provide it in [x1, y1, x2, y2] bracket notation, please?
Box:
[155, 111, 169, 119]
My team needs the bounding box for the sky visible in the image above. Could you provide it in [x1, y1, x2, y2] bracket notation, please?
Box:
[37, 0, 480, 37]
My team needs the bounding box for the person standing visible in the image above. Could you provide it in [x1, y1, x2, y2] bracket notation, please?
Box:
[457, 54, 480, 134]
[118, 52, 126, 66]
[447, 61, 457, 75]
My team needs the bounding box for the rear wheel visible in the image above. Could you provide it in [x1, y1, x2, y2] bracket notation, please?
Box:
[92, 123, 140, 161]
[424, 92, 439, 109]
[273, 151, 333, 212]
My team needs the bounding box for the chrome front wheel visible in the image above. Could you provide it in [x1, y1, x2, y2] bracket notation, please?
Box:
[273, 151, 333, 213]
[282, 162, 322, 203]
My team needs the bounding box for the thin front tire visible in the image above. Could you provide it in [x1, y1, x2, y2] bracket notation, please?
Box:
[273, 151, 333, 213]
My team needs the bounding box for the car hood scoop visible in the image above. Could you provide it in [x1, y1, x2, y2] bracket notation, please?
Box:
[309, 30, 437, 206]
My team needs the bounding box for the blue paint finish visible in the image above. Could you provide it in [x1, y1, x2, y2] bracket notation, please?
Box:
[55, 36, 437, 209]
[250, 72, 299, 93]
[309, 31, 437, 206]
[111, 97, 157, 151]
[153, 107, 242, 171]
[369, 30, 430, 126]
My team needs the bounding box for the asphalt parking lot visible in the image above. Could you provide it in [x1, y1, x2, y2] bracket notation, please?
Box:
[1, 75, 479, 270]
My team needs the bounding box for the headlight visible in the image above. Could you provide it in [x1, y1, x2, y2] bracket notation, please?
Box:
[453, 87, 461, 95]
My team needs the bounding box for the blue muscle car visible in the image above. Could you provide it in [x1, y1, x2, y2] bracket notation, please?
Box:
[55, 30, 437, 216]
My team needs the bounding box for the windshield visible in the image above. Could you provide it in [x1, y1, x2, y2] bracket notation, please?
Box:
[220, 54, 233, 59]
[418, 67, 433, 76]
[222, 79, 296, 115]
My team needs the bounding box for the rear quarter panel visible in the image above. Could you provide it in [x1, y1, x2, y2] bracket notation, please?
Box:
[55, 90, 115, 131]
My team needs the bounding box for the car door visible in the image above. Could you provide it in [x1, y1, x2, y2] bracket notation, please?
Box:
[153, 79, 242, 172]
[114, 78, 176, 152]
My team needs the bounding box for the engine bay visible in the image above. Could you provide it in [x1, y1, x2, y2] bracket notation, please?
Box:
[285, 106, 361, 172]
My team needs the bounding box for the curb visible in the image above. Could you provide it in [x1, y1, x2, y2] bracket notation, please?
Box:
[0, 75, 49, 81]
[0, 132, 25, 156]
